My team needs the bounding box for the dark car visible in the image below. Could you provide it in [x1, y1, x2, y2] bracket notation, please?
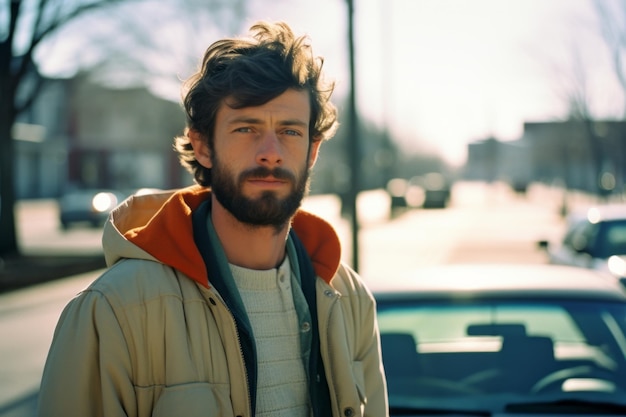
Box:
[386, 178, 410, 212]
[371, 264, 626, 416]
[58, 189, 126, 230]
[538, 204, 626, 286]
[409, 172, 452, 209]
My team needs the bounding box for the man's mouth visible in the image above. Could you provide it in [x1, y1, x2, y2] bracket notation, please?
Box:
[249, 176, 286, 185]
[243, 168, 294, 186]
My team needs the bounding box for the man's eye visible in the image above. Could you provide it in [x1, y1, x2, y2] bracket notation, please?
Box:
[235, 127, 253, 133]
[284, 129, 301, 136]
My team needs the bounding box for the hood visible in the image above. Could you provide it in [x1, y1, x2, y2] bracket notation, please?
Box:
[103, 185, 342, 288]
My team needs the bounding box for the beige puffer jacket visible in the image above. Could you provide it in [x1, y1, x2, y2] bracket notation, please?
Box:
[38, 186, 388, 417]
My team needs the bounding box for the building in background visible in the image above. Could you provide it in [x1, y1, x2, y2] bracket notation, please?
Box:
[14, 74, 189, 199]
[66, 74, 188, 193]
[465, 120, 626, 197]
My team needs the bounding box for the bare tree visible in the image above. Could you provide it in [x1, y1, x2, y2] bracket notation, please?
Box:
[561, 44, 606, 196]
[0, 0, 246, 258]
[1, 0, 135, 257]
[71, 0, 247, 97]
[594, 0, 626, 193]
[544, 1, 626, 200]
[594, 0, 626, 114]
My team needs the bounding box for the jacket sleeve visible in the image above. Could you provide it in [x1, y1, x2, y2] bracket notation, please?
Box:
[353, 276, 388, 417]
[328, 266, 389, 417]
[38, 289, 136, 417]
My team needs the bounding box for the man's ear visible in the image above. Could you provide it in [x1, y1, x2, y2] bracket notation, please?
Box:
[308, 138, 322, 169]
[188, 129, 212, 168]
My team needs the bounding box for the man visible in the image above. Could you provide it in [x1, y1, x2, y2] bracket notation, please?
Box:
[38, 21, 388, 417]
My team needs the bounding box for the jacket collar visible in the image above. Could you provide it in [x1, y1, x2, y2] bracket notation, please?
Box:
[121, 186, 341, 288]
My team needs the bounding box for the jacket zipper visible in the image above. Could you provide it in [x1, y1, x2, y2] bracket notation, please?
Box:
[211, 293, 253, 417]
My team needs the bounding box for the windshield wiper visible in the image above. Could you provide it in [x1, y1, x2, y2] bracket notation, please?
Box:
[389, 405, 491, 416]
[505, 399, 626, 414]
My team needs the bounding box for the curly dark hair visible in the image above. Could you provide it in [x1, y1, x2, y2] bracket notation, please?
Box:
[174, 21, 338, 186]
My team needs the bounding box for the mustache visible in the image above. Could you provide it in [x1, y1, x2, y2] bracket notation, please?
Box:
[240, 166, 296, 182]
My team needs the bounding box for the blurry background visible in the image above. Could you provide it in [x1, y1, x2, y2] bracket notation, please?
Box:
[2, 3, 626, 414]
[1, 0, 625, 260]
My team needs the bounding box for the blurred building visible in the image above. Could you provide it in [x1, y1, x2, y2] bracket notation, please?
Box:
[14, 74, 189, 199]
[14, 79, 71, 199]
[465, 120, 626, 196]
[66, 74, 188, 193]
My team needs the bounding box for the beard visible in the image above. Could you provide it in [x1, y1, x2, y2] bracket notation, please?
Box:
[210, 156, 311, 229]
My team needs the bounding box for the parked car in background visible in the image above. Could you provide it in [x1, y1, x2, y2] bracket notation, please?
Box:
[372, 264, 626, 416]
[538, 204, 626, 287]
[58, 188, 127, 230]
[409, 172, 452, 209]
[385, 173, 453, 212]
[386, 178, 410, 212]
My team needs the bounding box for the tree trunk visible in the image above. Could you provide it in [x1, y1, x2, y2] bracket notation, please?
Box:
[0, 7, 19, 257]
[0, 90, 19, 257]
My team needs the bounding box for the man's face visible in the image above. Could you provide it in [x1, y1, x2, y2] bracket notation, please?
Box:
[193, 89, 320, 229]
[209, 148, 311, 228]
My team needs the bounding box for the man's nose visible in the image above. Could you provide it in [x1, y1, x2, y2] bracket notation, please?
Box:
[256, 131, 283, 166]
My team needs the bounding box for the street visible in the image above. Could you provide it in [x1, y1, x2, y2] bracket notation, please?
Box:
[0, 181, 573, 416]
[311, 181, 567, 280]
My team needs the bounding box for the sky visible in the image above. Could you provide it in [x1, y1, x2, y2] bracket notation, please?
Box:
[37, 0, 626, 166]
[243, 0, 624, 166]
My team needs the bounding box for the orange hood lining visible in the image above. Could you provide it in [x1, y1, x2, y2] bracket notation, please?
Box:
[123, 187, 341, 288]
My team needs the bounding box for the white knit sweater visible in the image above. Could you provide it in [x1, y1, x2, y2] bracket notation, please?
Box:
[230, 257, 310, 417]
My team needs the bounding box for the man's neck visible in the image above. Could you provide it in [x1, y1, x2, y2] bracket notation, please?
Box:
[210, 196, 290, 270]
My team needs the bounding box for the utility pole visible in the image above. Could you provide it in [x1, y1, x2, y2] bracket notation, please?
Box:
[346, 0, 360, 271]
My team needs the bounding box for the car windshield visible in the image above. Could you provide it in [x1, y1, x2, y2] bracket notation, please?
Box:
[377, 298, 626, 413]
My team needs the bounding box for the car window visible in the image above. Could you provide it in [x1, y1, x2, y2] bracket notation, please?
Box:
[562, 219, 586, 249]
[378, 303, 584, 351]
[565, 220, 599, 255]
[603, 220, 626, 257]
[378, 299, 626, 407]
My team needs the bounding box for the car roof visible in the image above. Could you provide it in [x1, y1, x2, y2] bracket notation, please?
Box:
[369, 264, 626, 302]
[569, 203, 626, 223]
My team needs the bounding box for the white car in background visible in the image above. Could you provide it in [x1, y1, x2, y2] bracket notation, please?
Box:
[58, 188, 127, 230]
[538, 204, 626, 287]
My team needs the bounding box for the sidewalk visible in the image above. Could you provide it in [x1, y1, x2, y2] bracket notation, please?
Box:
[0, 270, 102, 416]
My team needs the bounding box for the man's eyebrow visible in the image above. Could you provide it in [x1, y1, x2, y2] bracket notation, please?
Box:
[227, 116, 263, 125]
[227, 116, 308, 128]
[278, 119, 308, 128]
